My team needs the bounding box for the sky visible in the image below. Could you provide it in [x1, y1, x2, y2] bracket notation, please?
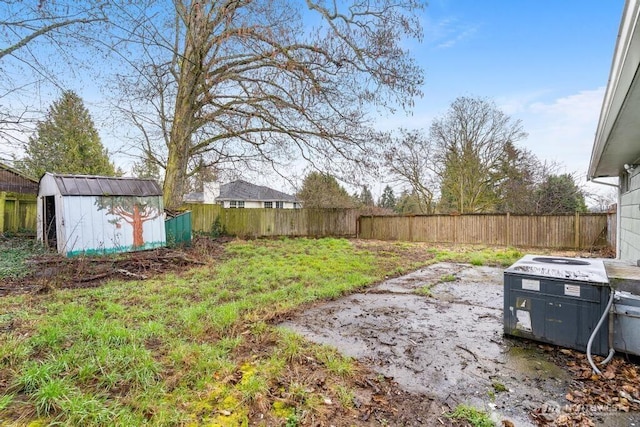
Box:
[0, 1, 626, 204]
[375, 0, 624, 201]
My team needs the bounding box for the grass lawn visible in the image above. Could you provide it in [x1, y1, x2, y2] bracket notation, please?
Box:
[0, 237, 522, 426]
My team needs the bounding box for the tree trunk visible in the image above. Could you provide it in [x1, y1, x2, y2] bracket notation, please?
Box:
[163, 133, 190, 209]
[132, 204, 144, 247]
[162, 4, 205, 210]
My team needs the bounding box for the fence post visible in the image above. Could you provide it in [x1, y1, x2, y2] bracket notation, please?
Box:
[409, 215, 413, 242]
[574, 212, 580, 249]
[0, 192, 5, 233]
[453, 214, 457, 244]
[506, 212, 510, 246]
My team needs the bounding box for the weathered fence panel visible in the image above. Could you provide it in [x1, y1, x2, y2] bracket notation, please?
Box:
[358, 213, 610, 250]
[186, 203, 223, 232]
[184, 203, 611, 249]
[0, 192, 37, 233]
[183, 204, 358, 237]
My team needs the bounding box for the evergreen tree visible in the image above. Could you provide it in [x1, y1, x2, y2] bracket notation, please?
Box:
[432, 97, 526, 213]
[20, 91, 116, 178]
[395, 190, 421, 214]
[359, 185, 374, 206]
[379, 185, 396, 210]
[132, 155, 161, 182]
[535, 174, 587, 214]
[297, 172, 355, 208]
[493, 143, 537, 213]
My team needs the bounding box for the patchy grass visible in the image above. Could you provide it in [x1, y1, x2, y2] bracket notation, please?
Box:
[0, 237, 527, 425]
[415, 285, 434, 297]
[446, 404, 495, 427]
[440, 273, 457, 282]
[414, 272, 461, 298]
[429, 245, 523, 267]
[0, 238, 435, 426]
[0, 237, 46, 279]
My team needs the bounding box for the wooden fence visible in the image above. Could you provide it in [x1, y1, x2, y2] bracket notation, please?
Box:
[184, 204, 611, 250]
[184, 203, 359, 237]
[358, 213, 610, 250]
[0, 192, 37, 234]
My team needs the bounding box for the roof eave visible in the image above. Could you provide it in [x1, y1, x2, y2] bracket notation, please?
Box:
[589, 0, 640, 179]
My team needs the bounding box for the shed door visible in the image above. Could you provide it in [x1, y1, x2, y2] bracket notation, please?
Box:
[44, 196, 57, 249]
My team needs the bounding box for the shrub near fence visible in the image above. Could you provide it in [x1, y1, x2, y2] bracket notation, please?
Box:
[358, 213, 610, 250]
[183, 203, 359, 237]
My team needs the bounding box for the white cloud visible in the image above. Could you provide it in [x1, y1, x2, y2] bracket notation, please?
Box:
[423, 16, 479, 50]
[496, 90, 552, 115]
[514, 87, 606, 179]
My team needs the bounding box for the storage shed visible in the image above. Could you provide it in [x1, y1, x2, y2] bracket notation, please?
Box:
[37, 173, 166, 257]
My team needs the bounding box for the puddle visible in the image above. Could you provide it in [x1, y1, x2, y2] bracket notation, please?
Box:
[281, 263, 640, 426]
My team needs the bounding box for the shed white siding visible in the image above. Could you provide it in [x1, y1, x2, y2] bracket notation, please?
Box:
[60, 195, 165, 256]
[37, 173, 166, 257]
[620, 168, 640, 262]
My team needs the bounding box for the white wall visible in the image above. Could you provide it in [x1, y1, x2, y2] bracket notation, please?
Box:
[62, 195, 166, 256]
[620, 168, 640, 262]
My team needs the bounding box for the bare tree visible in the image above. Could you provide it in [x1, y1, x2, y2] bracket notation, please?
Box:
[432, 96, 527, 213]
[382, 129, 438, 214]
[110, 0, 425, 208]
[0, 1, 109, 156]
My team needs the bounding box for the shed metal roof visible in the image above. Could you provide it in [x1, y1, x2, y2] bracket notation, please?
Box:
[50, 174, 162, 196]
[216, 180, 296, 202]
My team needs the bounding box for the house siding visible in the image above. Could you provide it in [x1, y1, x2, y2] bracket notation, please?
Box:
[220, 200, 298, 209]
[620, 168, 640, 262]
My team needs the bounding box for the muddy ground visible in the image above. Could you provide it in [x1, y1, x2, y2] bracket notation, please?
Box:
[3, 238, 640, 425]
[282, 262, 640, 426]
[0, 236, 228, 296]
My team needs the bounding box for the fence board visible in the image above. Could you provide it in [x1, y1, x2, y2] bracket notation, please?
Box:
[358, 213, 611, 250]
[183, 204, 358, 237]
[0, 192, 37, 233]
[183, 204, 612, 250]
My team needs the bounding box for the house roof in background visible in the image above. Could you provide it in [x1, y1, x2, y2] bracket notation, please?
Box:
[0, 162, 39, 194]
[217, 180, 296, 202]
[46, 173, 162, 197]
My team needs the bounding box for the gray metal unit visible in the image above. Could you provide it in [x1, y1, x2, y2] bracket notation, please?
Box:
[613, 291, 640, 356]
[504, 256, 611, 356]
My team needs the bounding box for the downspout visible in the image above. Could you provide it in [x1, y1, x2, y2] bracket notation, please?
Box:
[586, 177, 619, 375]
[588, 178, 621, 259]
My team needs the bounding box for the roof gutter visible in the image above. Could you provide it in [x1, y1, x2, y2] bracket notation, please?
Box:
[589, 0, 640, 178]
[588, 177, 620, 188]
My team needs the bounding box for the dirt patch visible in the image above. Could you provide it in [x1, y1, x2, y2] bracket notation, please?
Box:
[0, 236, 228, 296]
[281, 262, 640, 426]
